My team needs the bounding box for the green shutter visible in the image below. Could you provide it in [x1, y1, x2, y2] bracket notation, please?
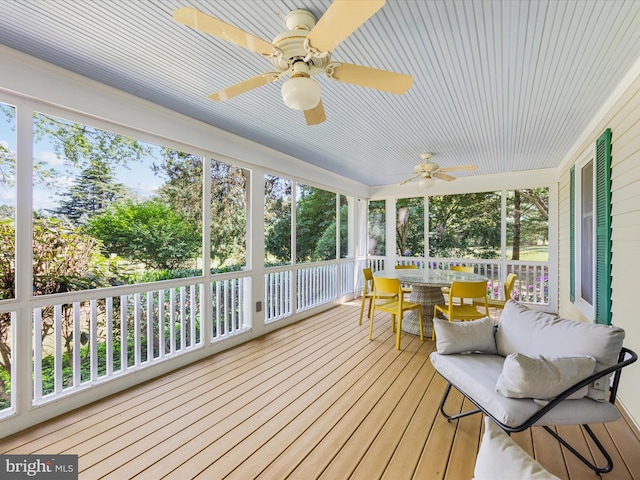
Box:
[595, 128, 612, 325]
[569, 166, 575, 303]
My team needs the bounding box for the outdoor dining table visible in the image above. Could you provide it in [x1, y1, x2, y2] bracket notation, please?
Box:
[373, 268, 489, 338]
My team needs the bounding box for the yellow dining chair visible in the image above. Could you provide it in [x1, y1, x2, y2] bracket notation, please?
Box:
[473, 273, 517, 313]
[370, 276, 424, 350]
[449, 265, 474, 273]
[359, 268, 396, 325]
[434, 281, 489, 340]
[442, 265, 475, 302]
[394, 264, 416, 298]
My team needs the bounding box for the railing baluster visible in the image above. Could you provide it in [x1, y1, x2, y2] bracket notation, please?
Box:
[198, 284, 204, 344]
[54, 304, 62, 395]
[158, 289, 165, 358]
[134, 292, 141, 367]
[147, 291, 153, 362]
[232, 279, 238, 331]
[224, 280, 230, 333]
[180, 286, 186, 351]
[190, 284, 196, 347]
[169, 289, 176, 354]
[90, 299, 98, 381]
[106, 297, 113, 376]
[121, 295, 128, 371]
[33, 308, 43, 402]
[216, 281, 222, 336]
[72, 302, 81, 387]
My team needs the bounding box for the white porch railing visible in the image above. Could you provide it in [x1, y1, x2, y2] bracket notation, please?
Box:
[367, 256, 549, 305]
[25, 257, 356, 406]
[265, 268, 293, 323]
[297, 263, 338, 312]
[32, 274, 250, 405]
[265, 259, 355, 323]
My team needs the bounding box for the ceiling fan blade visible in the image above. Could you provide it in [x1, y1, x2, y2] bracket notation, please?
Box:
[173, 6, 276, 56]
[438, 165, 478, 172]
[208, 73, 280, 101]
[433, 172, 457, 182]
[399, 173, 422, 185]
[304, 100, 326, 125]
[330, 63, 413, 94]
[306, 0, 385, 53]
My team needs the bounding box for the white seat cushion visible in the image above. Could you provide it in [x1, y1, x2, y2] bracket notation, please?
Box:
[430, 352, 621, 428]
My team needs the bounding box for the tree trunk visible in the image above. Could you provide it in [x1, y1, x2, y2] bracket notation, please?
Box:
[512, 190, 521, 260]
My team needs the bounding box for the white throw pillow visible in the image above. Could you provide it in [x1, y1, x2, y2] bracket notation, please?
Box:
[473, 417, 560, 480]
[495, 353, 596, 400]
[434, 317, 497, 355]
[496, 300, 625, 401]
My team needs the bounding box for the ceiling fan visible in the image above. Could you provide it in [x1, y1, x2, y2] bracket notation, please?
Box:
[400, 154, 478, 187]
[172, 0, 413, 126]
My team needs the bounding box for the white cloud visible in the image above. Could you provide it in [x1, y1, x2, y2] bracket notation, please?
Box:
[36, 150, 65, 166]
[56, 175, 75, 188]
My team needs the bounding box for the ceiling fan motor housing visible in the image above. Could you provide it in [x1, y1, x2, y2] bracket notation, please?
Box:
[271, 9, 331, 74]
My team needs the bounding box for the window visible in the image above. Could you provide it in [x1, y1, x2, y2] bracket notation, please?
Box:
[0, 102, 16, 300]
[429, 192, 501, 259]
[571, 129, 611, 324]
[210, 159, 247, 271]
[339, 194, 351, 259]
[506, 188, 549, 261]
[396, 197, 424, 257]
[573, 156, 595, 317]
[296, 183, 336, 263]
[32, 112, 205, 293]
[0, 102, 15, 413]
[368, 200, 385, 255]
[264, 174, 292, 266]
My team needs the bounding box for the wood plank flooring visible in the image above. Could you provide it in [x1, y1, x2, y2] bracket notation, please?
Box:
[1, 301, 639, 479]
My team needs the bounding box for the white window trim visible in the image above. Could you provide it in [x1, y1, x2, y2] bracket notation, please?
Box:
[574, 147, 596, 321]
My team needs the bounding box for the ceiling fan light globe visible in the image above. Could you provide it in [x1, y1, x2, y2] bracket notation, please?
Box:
[281, 76, 322, 111]
[419, 177, 435, 188]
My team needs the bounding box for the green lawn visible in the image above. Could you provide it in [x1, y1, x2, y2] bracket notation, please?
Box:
[506, 245, 549, 261]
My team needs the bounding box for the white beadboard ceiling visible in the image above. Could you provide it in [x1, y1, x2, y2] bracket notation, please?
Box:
[1, 0, 639, 187]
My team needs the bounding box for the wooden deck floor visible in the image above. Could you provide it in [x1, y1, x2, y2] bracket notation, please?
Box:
[1, 302, 639, 479]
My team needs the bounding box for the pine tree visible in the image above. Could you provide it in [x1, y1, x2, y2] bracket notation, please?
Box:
[53, 159, 128, 225]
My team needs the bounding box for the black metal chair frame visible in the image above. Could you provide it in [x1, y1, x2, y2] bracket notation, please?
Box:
[437, 347, 637, 474]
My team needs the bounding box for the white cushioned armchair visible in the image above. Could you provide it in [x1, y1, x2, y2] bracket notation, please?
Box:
[430, 300, 637, 474]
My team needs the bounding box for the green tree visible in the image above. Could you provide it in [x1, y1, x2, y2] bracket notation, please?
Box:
[368, 200, 385, 256]
[32, 112, 150, 221]
[85, 199, 201, 270]
[314, 203, 349, 260]
[396, 197, 424, 256]
[508, 188, 549, 260]
[296, 185, 336, 262]
[264, 175, 292, 265]
[53, 159, 129, 225]
[429, 192, 502, 258]
[153, 151, 246, 267]
[33, 113, 149, 169]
